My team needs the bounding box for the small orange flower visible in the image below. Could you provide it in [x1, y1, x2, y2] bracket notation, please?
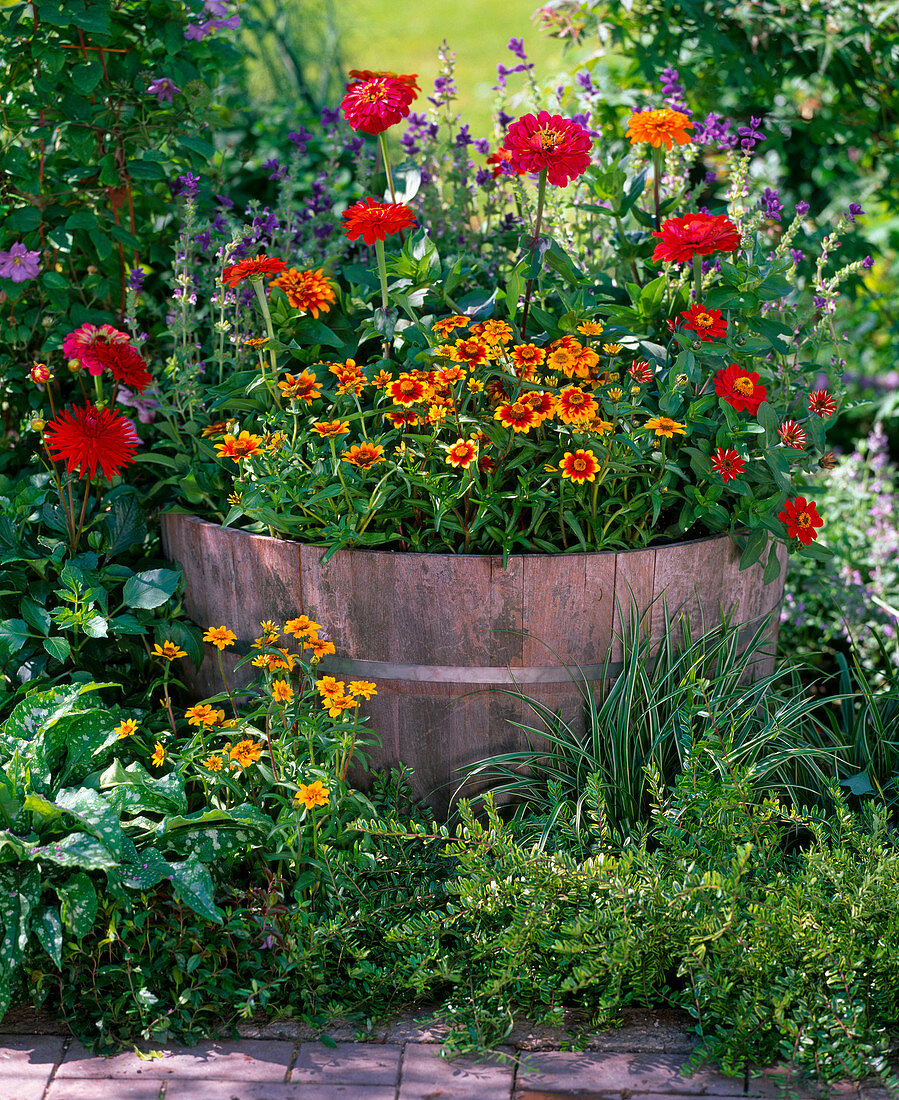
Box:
[285, 615, 321, 639]
[494, 401, 539, 433]
[470, 319, 513, 346]
[372, 370, 394, 389]
[294, 780, 330, 810]
[384, 410, 420, 428]
[308, 637, 336, 659]
[547, 346, 578, 377]
[278, 371, 322, 403]
[342, 442, 385, 470]
[644, 416, 687, 438]
[511, 344, 547, 372]
[215, 431, 265, 462]
[229, 739, 263, 768]
[201, 421, 232, 438]
[436, 365, 466, 385]
[454, 338, 490, 367]
[184, 704, 226, 727]
[431, 315, 470, 337]
[521, 390, 556, 423]
[561, 449, 600, 483]
[221, 255, 287, 287]
[311, 420, 350, 438]
[152, 641, 187, 662]
[271, 679, 294, 703]
[316, 676, 344, 698]
[445, 438, 478, 468]
[347, 680, 378, 699]
[324, 692, 359, 718]
[202, 754, 224, 772]
[270, 267, 336, 318]
[151, 741, 166, 768]
[556, 386, 598, 424]
[388, 375, 428, 406]
[115, 718, 139, 740]
[602, 343, 623, 355]
[625, 108, 693, 149]
[577, 321, 604, 336]
[203, 626, 237, 651]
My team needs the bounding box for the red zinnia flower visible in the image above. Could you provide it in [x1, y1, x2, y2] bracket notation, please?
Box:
[221, 255, 287, 287]
[652, 213, 741, 265]
[504, 111, 592, 186]
[560, 449, 600, 484]
[342, 198, 416, 245]
[486, 144, 527, 179]
[347, 69, 420, 95]
[680, 303, 728, 341]
[777, 420, 807, 449]
[710, 447, 746, 482]
[62, 324, 130, 375]
[341, 75, 417, 135]
[714, 363, 767, 415]
[778, 496, 823, 546]
[808, 389, 837, 418]
[45, 402, 139, 479]
[84, 341, 153, 393]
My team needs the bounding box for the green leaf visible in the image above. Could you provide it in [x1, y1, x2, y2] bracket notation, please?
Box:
[127, 159, 167, 181]
[31, 833, 116, 873]
[20, 597, 50, 637]
[34, 907, 63, 968]
[739, 527, 768, 570]
[65, 210, 98, 232]
[103, 493, 147, 557]
[763, 448, 792, 491]
[122, 568, 181, 610]
[168, 857, 223, 924]
[53, 787, 128, 860]
[762, 541, 782, 585]
[99, 760, 187, 816]
[55, 872, 98, 937]
[0, 619, 31, 655]
[119, 847, 174, 891]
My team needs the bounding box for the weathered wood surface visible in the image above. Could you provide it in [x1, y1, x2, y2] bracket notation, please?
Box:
[161, 514, 786, 815]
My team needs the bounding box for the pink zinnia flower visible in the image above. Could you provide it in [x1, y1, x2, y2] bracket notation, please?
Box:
[504, 111, 592, 186]
[62, 324, 130, 375]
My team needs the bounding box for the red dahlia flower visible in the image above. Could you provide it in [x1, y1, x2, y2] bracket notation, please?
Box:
[504, 111, 592, 186]
[778, 496, 823, 545]
[713, 363, 767, 415]
[710, 447, 745, 482]
[83, 341, 153, 393]
[342, 198, 416, 245]
[680, 303, 728, 341]
[221, 255, 287, 287]
[652, 213, 741, 264]
[341, 75, 417, 135]
[45, 402, 139, 480]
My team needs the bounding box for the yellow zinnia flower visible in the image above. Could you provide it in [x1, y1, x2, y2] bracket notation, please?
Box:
[644, 416, 687, 439]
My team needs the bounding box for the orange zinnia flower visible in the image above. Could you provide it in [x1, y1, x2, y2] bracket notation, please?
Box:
[454, 338, 490, 367]
[294, 779, 330, 810]
[311, 420, 350, 438]
[560, 449, 600, 483]
[384, 410, 420, 428]
[115, 718, 139, 740]
[511, 344, 547, 372]
[285, 615, 321, 639]
[556, 386, 598, 424]
[203, 625, 236, 650]
[342, 198, 416, 244]
[342, 442, 385, 470]
[221, 255, 287, 287]
[494, 401, 539, 433]
[547, 346, 578, 378]
[431, 315, 470, 337]
[521, 390, 556, 422]
[278, 371, 322, 403]
[215, 431, 265, 462]
[315, 675, 344, 699]
[229, 739, 263, 768]
[185, 704, 226, 727]
[324, 692, 359, 718]
[626, 108, 693, 150]
[470, 319, 513, 346]
[271, 679, 294, 703]
[270, 268, 336, 318]
[644, 416, 687, 438]
[347, 679, 378, 699]
[445, 438, 478, 469]
[152, 641, 187, 662]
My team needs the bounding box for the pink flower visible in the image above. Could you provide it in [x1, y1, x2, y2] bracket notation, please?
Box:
[504, 111, 592, 186]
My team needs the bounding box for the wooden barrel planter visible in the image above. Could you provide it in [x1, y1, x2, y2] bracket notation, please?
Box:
[161, 512, 786, 816]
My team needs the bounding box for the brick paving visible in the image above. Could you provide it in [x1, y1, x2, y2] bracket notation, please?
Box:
[0, 1018, 894, 1100]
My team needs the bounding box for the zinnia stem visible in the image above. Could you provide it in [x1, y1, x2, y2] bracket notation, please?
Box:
[217, 649, 239, 719]
[374, 237, 391, 359]
[252, 279, 282, 408]
[519, 167, 548, 338]
[652, 146, 664, 228]
[692, 253, 703, 302]
[378, 131, 398, 205]
[72, 477, 91, 554]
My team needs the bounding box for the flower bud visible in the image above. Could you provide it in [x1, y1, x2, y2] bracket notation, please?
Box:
[29, 362, 53, 384]
[734, 335, 747, 347]
[67, 358, 82, 372]
[30, 417, 46, 432]
[675, 373, 689, 386]
[818, 452, 837, 470]
[691, 339, 703, 351]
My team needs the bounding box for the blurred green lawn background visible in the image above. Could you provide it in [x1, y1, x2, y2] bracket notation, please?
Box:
[337, 1, 569, 137]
